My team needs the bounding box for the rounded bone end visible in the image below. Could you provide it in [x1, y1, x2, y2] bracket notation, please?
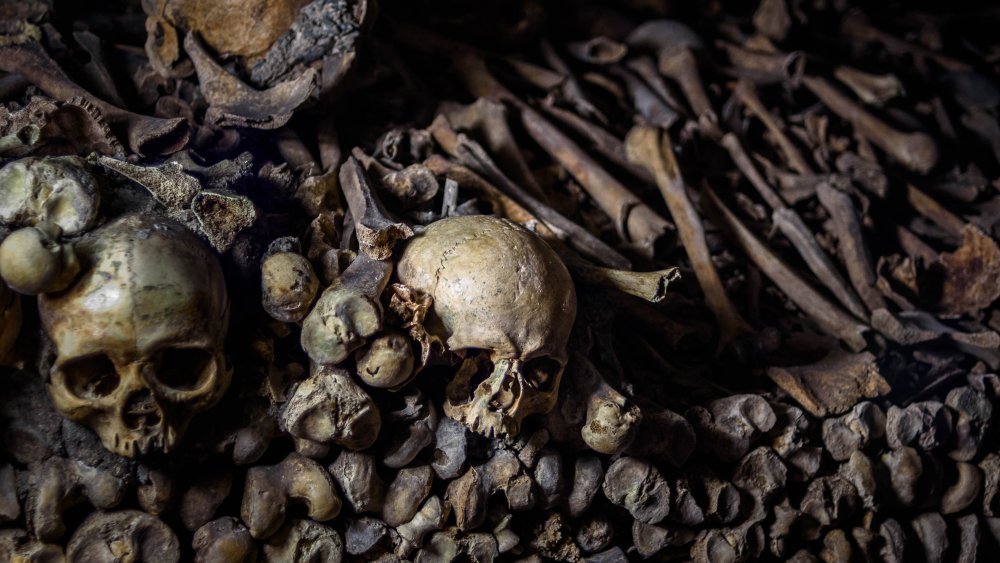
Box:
[582, 399, 643, 455]
[0, 224, 79, 295]
[67, 510, 180, 563]
[283, 365, 381, 451]
[193, 517, 257, 563]
[241, 452, 342, 540]
[301, 287, 380, 365]
[940, 462, 982, 514]
[355, 330, 415, 389]
[261, 252, 319, 323]
[897, 132, 939, 175]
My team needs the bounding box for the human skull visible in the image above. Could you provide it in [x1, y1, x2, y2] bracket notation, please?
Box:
[39, 213, 230, 457]
[396, 215, 576, 438]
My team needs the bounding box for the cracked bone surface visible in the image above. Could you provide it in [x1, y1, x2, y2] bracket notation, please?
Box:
[396, 214, 576, 438]
[38, 213, 230, 457]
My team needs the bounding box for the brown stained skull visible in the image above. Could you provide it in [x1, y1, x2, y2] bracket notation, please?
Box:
[39, 214, 230, 457]
[397, 215, 576, 439]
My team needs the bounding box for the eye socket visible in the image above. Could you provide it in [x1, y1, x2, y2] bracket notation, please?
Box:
[523, 357, 562, 392]
[59, 354, 120, 399]
[154, 348, 213, 391]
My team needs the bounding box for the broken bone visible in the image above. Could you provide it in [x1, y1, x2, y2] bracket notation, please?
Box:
[95, 156, 258, 252]
[0, 38, 187, 156]
[767, 352, 889, 417]
[564, 255, 680, 303]
[341, 155, 414, 260]
[184, 33, 317, 130]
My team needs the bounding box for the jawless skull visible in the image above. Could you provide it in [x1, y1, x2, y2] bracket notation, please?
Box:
[39, 214, 230, 457]
[397, 215, 576, 438]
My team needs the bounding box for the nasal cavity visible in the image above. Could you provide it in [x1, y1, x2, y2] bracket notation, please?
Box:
[491, 375, 520, 410]
[122, 390, 161, 430]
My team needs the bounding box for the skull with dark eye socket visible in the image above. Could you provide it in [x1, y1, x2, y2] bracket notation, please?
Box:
[39, 214, 230, 457]
[397, 215, 577, 439]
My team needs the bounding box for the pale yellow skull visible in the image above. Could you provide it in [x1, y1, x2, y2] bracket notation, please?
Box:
[397, 215, 576, 438]
[39, 214, 230, 457]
